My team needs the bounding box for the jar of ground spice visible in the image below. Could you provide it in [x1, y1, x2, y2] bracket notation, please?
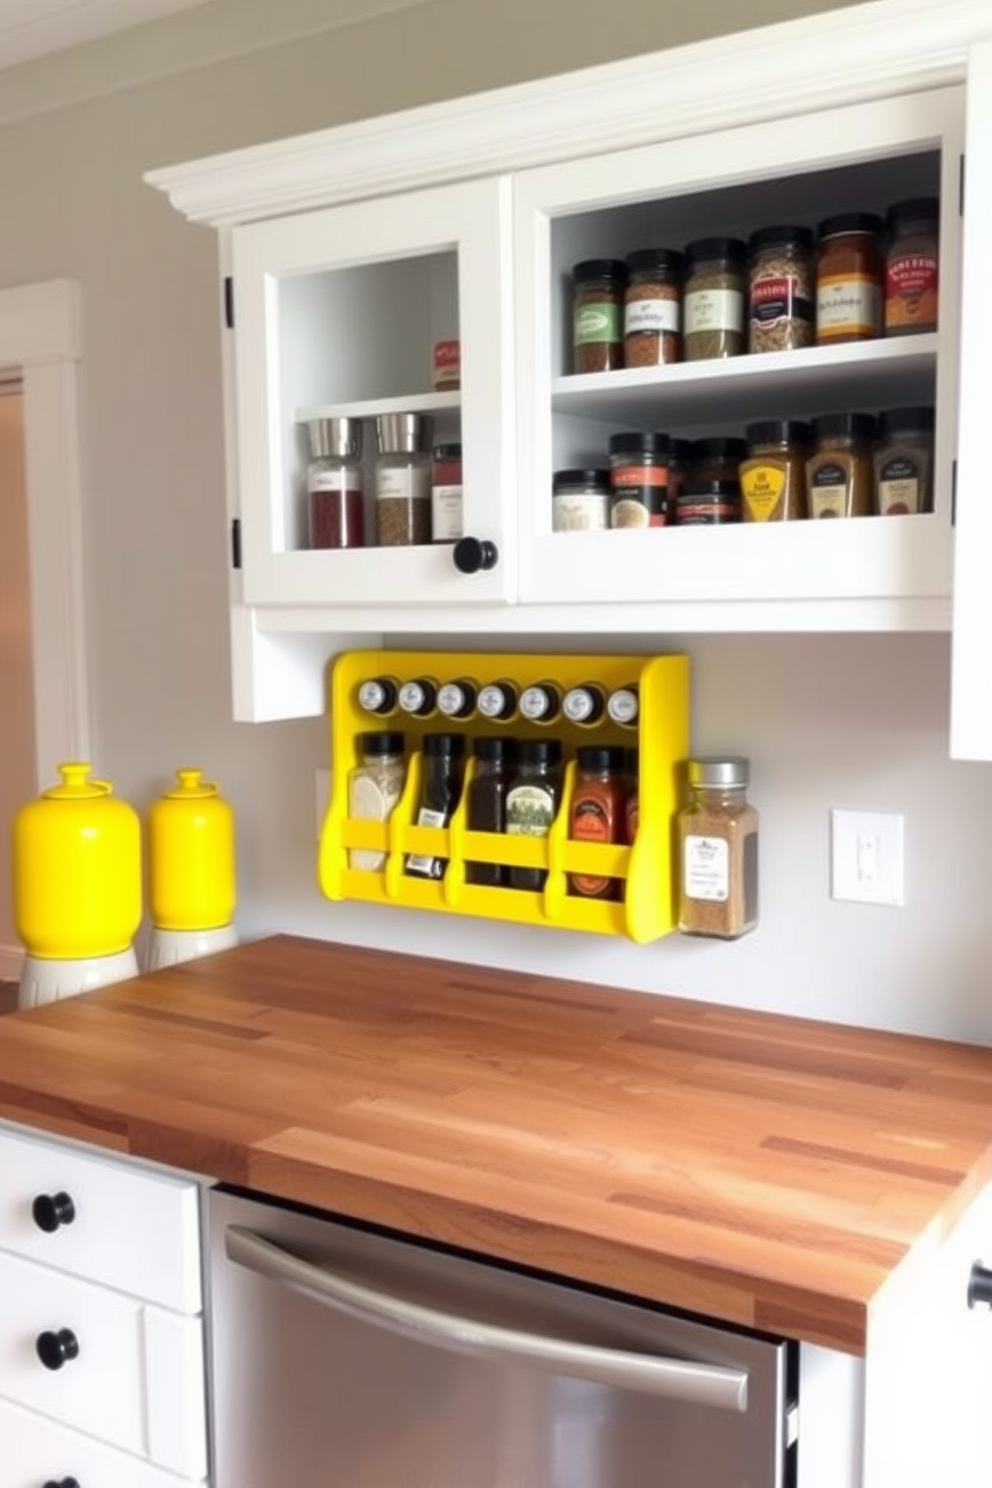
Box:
[873, 407, 935, 515]
[683, 238, 746, 361]
[688, 437, 747, 492]
[623, 249, 682, 366]
[677, 756, 758, 940]
[806, 412, 876, 518]
[306, 416, 365, 550]
[816, 213, 884, 345]
[674, 479, 742, 525]
[740, 420, 811, 522]
[572, 259, 626, 374]
[608, 432, 669, 528]
[747, 225, 814, 354]
[552, 469, 610, 532]
[374, 413, 432, 545]
[884, 198, 939, 336]
[668, 439, 693, 502]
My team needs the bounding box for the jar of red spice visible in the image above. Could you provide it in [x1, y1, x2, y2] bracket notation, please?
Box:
[431, 443, 463, 543]
[306, 417, 364, 550]
[568, 745, 626, 900]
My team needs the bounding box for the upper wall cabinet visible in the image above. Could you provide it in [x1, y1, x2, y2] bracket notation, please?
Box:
[147, 0, 992, 740]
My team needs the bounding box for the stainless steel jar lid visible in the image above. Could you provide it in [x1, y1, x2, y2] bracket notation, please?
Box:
[688, 756, 749, 787]
[306, 417, 361, 459]
[376, 412, 427, 455]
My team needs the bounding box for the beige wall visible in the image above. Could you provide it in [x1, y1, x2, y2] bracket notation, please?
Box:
[3, 0, 992, 1043]
[0, 391, 36, 963]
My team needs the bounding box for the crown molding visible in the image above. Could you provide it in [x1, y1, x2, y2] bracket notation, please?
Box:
[146, 0, 992, 228]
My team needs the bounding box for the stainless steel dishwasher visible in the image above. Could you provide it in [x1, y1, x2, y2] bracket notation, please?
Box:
[207, 1186, 798, 1487]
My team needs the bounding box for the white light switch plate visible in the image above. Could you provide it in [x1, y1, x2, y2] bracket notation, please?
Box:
[830, 809, 904, 906]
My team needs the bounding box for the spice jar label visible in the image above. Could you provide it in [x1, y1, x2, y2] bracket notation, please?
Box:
[431, 485, 463, 541]
[809, 479, 847, 518]
[885, 255, 938, 331]
[685, 288, 744, 335]
[574, 303, 622, 345]
[570, 800, 615, 899]
[816, 276, 881, 339]
[506, 785, 555, 837]
[684, 834, 730, 902]
[553, 493, 608, 532]
[750, 276, 812, 327]
[624, 299, 680, 335]
[878, 457, 921, 515]
[741, 464, 786, 521]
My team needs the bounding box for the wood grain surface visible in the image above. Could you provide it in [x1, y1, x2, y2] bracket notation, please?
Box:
[2, 934, 992, 1354]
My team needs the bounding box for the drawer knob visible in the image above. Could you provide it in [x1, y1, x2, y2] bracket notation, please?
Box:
[32, 1191, 76, 1232]
[453, 536, 498, 574]
[968, 1261, 992, 1309]
[44, 1480, 81, 1488]
[36, 1327, 80, 1370]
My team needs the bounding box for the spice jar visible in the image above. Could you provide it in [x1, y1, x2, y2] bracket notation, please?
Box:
[465, 736, 514, 887]
[688, 437, 746, 492]
[506, 739, 561, 891]
[552, 469, 610, 532]
[431, 443, 463, 544]
[563, 683, 605, 726]
[398, 676, 438, 717]
[675, 479, 742, 525]
[357, 675, 399, 716]
[477, 679, 518, 722]
[747, 225, 814, 354]
[806, 412, 876, 518]
[436, 678, 477, 719]
[740, 420, 811, 522]
[668, 439, 693, 502]
[677, 756, 758, 940]
[347, 732, 406, 872]
[623, 248, 682, 366]
[873, 407, 935, 515]
[572, 259, 626, 374]
[568, 745, 626, 900]
[884, 198, 939, 336]
[683, 238, 746, 361]
[306, 417, 365, 550]
[816, 213, 884, 345]
[606, 685, 638, 727]
[432, 339, 461, 391]
[608, 432, 669, 528]
[374, 413, 431, 545]
[519, 682, 561, 724]
[405, 733, 465, 880]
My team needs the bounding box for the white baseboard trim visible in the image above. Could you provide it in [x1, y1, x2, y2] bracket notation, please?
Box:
[0, 945, 24, 980]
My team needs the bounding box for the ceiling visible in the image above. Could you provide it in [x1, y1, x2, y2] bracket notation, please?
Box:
[0, 0, 210, 71]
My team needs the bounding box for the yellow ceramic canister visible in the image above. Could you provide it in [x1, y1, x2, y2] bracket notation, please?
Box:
[12, 763, 142, 960]
[148, 768, 236, 932]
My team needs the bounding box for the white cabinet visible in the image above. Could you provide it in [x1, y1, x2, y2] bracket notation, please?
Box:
[147, 0, 992, 742]
[0, 1122, 208, 1486]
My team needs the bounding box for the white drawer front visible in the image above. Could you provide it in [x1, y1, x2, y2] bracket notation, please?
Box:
[0, 1395, 207, 1488]
[0, 1124, 201, 1312]
[0, 1251, 207, 1478]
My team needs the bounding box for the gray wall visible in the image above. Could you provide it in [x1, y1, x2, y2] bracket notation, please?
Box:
[3, 0, 988, 1040]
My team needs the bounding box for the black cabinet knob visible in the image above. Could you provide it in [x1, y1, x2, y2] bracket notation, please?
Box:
[43, 1479, 81, 1487]
[968, 1261, 992, 1309]
[36, 1328, 80, 1370]
[452, 537, 498, 574]
[32, 1191, 76, 1232]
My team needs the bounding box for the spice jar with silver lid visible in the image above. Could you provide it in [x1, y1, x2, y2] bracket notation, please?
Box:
[677, 756, 758, 940]
[374, 413, 432, 546]
[306, 416, 365, 550]
[747, 225, 814, 354]
[552, 469, 610, 532]
[683, 238, 746, 361]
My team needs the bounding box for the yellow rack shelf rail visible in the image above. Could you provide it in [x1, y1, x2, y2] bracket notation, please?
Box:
[318, 649, 690, 944]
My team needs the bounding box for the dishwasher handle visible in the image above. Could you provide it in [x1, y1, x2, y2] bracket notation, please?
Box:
[226, 1225, 749, 1414]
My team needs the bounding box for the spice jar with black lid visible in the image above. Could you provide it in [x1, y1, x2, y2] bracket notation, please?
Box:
[884, 198, 939, 336]
[405, 733, 465, 881]
[688, 437, 747, 491]
[747, 225, 814, 354]
[806, 412, 876, 519]
[816, 213, 884, 345]
[572, 259, 626, 374]
[465, 736, 514, 887]
[608, 432, 669, 529]
[683, 238, 746, 361]
[623, 248, 683, 366]
[740, 420, 811, 522]
[668, 438, 693, 502]
[675, 479, 742, 525]
[506, 738, 562, 891]
[552, 469, 610, 532]
[873, 407, 935, 515]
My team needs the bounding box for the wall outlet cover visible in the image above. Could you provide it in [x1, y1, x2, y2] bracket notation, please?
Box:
[830, 809, 905, 907]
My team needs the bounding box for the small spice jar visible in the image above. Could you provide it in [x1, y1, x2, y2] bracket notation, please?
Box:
[552, 469, 610, 532]
[806, 412, 876, 519]
[740, 420, 811, 522]
[405, 733, 465, 881]
[683, 238, 746, 361]
[572, 259, 626, 374]
[465, 736, 514, 887]
[687, 437, 747, 492]
[432, 339, 461, 391]
[608, 432, 669, 528]
[306, 416, 365, 550]
[431, 443, 463, 543]
[623, 248, 683, 367]
[747, 225, 815, 354]
[873, 407, 935, 515]
[347, 732, 406, 872]
[884, 198, 939, 337]
[668, 439, 693, 502]
[568, 745, 626, 901]
[678, 756, 758, 940]
[816, 213, 884, 345]
[675, 479, 742, 525]
[506, 739, 562, 891]
[374, 413, 431, 546]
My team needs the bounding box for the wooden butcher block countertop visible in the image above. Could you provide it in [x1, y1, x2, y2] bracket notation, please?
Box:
[3, 934, 992, 1355]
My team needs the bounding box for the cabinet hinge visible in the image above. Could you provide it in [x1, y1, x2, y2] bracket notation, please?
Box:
[959, 154, 965, 216]
[951, 459, 957, 526]
[223, 276, 235, 329]
[231, 517, 242, 569]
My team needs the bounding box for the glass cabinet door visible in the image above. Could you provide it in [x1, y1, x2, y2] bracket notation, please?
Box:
[230, 176, 515, 609]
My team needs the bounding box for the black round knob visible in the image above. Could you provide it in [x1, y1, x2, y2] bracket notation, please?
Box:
[43, 1479, 81, 1487]
[968, 1261, 992, 1309]
[32, 1191, 76, 1233]
[452, 537, 498, 575]
[36, 1328, 80, 1370]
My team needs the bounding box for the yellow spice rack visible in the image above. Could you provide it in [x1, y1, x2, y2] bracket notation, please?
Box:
[318, 649, 690, 944]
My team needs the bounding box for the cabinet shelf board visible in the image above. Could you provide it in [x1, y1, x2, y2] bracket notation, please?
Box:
[296, 390, 460, 423]
[551, 335, 938, 427]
